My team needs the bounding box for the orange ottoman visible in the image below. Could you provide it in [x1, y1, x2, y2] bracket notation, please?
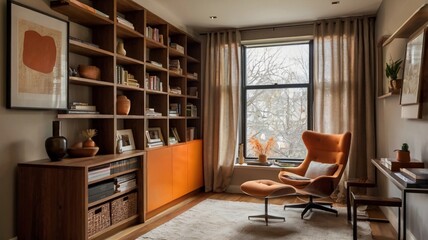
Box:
[240, 179, 296, 225]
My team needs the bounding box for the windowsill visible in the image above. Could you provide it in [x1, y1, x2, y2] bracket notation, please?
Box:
[234, 162, 298, 170]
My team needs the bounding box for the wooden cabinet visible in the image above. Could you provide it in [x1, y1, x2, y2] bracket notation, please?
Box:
[188, 140, 203, 191]
[146, 147, 173, 212]
[17, 151, 145, 240]
[146, 140, 203, 214]
[172, 144, 188, 198]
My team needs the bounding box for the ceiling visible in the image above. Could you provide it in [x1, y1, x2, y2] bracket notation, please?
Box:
[147, 0, 382, 33]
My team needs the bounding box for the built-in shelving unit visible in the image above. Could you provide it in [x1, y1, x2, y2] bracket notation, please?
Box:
[17, 0, 203, 239]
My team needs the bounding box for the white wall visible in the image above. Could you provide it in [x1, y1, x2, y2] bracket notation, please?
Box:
[376, 0, 428, 239]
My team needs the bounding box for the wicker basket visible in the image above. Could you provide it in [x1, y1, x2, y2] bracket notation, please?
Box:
[111, 192, 137, 224]
[88, 203, 111, 237]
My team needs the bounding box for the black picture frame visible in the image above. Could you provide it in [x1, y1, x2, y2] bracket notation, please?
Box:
[7, 1, 69, 109]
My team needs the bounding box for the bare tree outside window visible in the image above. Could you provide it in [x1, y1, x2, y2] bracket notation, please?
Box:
[243, 43, 312, 160]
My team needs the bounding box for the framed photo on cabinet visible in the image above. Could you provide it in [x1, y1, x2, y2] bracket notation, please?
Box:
[7, 1, 68, 109]
[117, 129, 136, 152]
[400, 27, 427, 105]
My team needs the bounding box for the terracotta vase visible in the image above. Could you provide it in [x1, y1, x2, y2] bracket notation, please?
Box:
[117, 95, 131, 115]
[258, 154, 267, 163]
[389, 79, 403, 93]
[45, 121, 67, 161]
[83, 138, 96, 148]
[396, 150, 410, 163]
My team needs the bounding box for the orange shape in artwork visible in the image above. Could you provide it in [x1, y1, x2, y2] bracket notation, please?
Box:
[23, 30, 57, 74]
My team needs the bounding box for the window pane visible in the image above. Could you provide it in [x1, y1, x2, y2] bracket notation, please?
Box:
[246, 44, 309, 85]
[246, 88, 307, 159]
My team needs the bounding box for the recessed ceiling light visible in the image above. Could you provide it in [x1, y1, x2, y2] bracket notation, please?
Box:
[209, 16, 217, 19]
[332, 1, 340, 4]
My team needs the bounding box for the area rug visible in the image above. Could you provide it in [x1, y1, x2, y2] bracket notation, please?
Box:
[137, 199, 372, 240]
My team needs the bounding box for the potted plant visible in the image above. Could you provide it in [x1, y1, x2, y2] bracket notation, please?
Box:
[395, 143, 410, 162]
[249, 136, 275, 163]
[385, 58, 403, 93]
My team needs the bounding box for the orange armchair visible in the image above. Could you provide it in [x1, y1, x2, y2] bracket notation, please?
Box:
[278, 130, 352, 218]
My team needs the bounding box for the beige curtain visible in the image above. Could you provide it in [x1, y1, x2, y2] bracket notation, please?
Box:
[313, 17, 376, 199]
[203, 30, 241, 192]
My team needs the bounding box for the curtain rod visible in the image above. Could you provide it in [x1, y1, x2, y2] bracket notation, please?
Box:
[199, 14, 376, 35]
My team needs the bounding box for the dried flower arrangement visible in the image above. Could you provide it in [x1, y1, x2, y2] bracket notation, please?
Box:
[249, 136, 275, 157]
[82, 129, 97, 147]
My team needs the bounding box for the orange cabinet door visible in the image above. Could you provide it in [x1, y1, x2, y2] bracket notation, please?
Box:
[187, 140, 203, 191]
[172, 144, 188, 199]
[147, 147, 173, 212]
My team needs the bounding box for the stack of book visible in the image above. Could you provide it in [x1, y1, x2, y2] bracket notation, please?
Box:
[110, 157, 140, 175]
[69, 36, 99, 48]
[115, 173, 137, 192]
[186, 127, 195, 141]
[145, 26, 162, 43]
[170, 128, 181, 142]
[148, 60, 163, 68]
[116, 16, 134, 29]
[116, 65, 140, 87]
[380, 158, 425, 172]
[67, 102, 98, 114]
[146, 108, 162, 117]
[88, 164, 110, 182]
[169, 103, 181, 116]
[169, 86, 182, 95]
[169, 59, 182, 74]
[145, 74, 163, 91]
[187, 72, 198, 78]
[170, 43, 184, 54]
[186, 104, 197, 117]
[88, 180, 115, 203]
[400, 168, 428, 185]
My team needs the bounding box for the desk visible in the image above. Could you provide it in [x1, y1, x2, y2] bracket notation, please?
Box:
[372, 159, 428, 240]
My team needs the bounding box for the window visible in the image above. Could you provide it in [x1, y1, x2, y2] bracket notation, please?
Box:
[242, 41, 313, 161]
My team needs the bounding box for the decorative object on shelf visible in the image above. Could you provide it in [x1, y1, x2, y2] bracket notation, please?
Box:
[238, 143, 245, 165]
[116, 40, 126, 56]
[145, 127, 165, 148]
[82, 129, 97, 148]
[116, 135, 124, 153]
[401, 28, 426, 105]
[45, 121, 67, 161]
[78, 65, 100, 80]
[249, 136, 275, 163]
[385, 58, 403, 93]
[395, 143, 411, 163]
[68, 67, 78, 76]
[116, 95, 131, 115]
[117, 129, 136, 152]
[8, 1, 68, 109]
[67, 147, 99, 158]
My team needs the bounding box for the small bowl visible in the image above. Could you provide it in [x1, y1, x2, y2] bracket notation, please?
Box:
[78, 65, 100, 80]
[67, 147, 99, 158]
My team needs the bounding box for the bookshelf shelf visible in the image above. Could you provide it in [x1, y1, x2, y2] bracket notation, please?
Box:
[88, 188, 137, 208]
[117, 23, 144, 38]
[69, 39, 114, 57]
[70, 76, 114, 87]
[50, 1, 114, 26]
[116, 54, 145, 65]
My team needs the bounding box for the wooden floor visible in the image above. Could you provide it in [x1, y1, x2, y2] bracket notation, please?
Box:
[113, 192, 397, 240]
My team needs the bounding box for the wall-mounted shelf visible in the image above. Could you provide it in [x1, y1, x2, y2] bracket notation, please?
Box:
[383, 4, 428, 46]
[378, 92, 399, 99]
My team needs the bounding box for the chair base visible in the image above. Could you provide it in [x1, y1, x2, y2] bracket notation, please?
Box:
[284, 196, 338, 219]
[247, 198, 285, 226]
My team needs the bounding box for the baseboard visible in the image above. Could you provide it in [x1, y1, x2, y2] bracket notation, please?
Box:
[380, 206, 417, 240]
[226, 185, 242, 194]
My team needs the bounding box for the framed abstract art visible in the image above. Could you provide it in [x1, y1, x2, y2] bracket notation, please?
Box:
[8, 1, 69, 109]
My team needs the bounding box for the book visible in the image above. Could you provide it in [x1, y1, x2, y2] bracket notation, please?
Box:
[70, 105, 96, 111]
[61, 110, 100, 114]
[380, 158, 425, 172]
[400, 168, 428, 181]
[88, 180, 115, 196]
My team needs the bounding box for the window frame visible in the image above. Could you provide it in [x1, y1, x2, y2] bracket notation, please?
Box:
[240, 41, 314, 162]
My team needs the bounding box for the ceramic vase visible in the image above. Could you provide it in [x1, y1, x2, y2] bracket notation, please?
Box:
[117, 95, 131, 115]
[117, 41, 127, 56]
[258, 154, 267, 163]
[238, 144, 245, 164]
[45, 121, 67, 161]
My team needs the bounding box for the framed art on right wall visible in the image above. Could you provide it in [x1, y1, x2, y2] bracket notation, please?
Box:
[400, 27, 427, 105]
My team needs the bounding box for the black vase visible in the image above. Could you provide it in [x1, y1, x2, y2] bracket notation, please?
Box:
[45, 121, 67, 161]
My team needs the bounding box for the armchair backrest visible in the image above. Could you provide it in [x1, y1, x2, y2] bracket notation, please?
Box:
[300, 131, 352, 181]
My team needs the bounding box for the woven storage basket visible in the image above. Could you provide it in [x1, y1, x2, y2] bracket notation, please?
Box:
[88, 202, 111, 237]
[111, 192, 137, 224]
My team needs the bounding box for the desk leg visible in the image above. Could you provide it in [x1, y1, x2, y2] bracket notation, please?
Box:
[402, 190, 406, 240]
